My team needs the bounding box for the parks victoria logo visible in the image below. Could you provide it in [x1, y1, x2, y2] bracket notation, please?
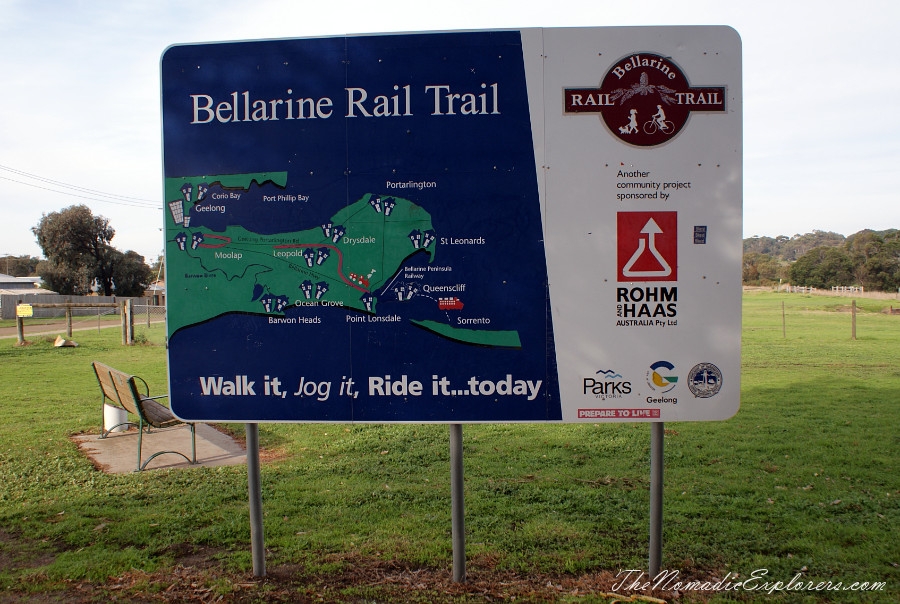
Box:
[563, 52, 726, 146]
[583, 368, 632, 400]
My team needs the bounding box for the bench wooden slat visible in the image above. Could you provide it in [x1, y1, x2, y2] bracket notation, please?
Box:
[139, 397, 181, 428]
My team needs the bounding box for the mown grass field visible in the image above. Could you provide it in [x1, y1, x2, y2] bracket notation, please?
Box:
[0, 291, 897, 602]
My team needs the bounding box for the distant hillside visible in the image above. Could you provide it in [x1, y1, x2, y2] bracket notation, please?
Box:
[743, 229, 898, 262]
[742, 229, 900, 290]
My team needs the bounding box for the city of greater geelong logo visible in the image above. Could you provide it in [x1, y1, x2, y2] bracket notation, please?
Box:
[617, 211, 677, 282]
[687, 362, 723, 398]
[646, 361, 678, 393]
[563, 52, 726, 146]
[583, 368, 632, 400]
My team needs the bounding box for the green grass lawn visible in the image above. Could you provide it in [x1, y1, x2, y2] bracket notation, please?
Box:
[0, 292, 897, 602]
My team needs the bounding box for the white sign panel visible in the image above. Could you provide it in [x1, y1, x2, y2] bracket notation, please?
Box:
[541, 26, 742, 421]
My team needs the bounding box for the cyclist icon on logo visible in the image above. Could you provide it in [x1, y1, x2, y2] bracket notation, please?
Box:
[644, 105, 674, 135]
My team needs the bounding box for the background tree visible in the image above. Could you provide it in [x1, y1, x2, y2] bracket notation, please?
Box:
[845, 230, 900, 291]
[111, 250, 153, 297]
[743, 231, 846, 261]
[789, 246, 854, 288]
[0, 254, 40, 277]
[743, 229, 898, 290]
[742, 252, 789, 285]
[742, 252, 763, 283]
[32, 259, 92, 294]
[31, 204, 150, 296]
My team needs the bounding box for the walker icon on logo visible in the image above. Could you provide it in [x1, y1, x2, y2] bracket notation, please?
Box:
[617, 212, 677, 282]
[563, 52, 726, 146]
[646, 361, 678, 393]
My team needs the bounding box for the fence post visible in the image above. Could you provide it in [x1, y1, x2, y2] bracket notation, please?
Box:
[121, 301, 127, 345]
[66, 306, 73, 338]
[126, 299, 135, 345]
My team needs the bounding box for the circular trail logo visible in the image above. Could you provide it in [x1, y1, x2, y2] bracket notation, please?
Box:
[563, 52, 726, 147]
[687, 362, 723, 398]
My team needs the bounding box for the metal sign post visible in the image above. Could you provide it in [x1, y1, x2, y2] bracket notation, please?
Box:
[245, 424, 266, 577]
[449, 423, 466, 583]
[649, 422, 664, 578]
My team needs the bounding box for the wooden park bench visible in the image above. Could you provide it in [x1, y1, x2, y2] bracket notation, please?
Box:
[91, 361, 196, 472]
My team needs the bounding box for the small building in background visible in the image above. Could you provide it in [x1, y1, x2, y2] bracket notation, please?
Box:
[0, 273, 54, 295]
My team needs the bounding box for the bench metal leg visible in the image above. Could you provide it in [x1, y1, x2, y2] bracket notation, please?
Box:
[100, 421, 138, 439]
[138, 449, 197, 471]
[134, 424, 199, 471]
[135, 420, 145, 472]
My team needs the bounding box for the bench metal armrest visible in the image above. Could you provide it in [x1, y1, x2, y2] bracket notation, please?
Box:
[132, 375, 151, 397]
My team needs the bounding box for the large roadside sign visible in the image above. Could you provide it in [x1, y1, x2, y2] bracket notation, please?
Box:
[161, 26, 741, 423]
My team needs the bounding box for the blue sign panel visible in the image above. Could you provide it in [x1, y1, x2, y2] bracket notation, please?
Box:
[162, 31, 562, 422]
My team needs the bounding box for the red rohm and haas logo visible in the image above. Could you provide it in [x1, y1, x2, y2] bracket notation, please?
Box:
[564, 52, 726, 146]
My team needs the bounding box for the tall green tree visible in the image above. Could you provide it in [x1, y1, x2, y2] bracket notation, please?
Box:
[789, 246, 854, 289]
[845, 230, 900, 291]
[31, 205, 151, 296]
[110, 250, 153, 297]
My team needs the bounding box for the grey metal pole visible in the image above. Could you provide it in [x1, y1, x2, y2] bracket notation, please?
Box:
[449, 423, 466, 583]
[649, 421, 664, 578]
[246, 423, 266, 577]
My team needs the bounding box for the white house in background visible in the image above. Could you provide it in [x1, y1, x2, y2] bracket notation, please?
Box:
[0, 273, 54, 295]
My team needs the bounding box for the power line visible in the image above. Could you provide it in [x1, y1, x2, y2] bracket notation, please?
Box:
[0, 164, 161, 209]
[0, 163, 158, 203]
[0, 175, 161, 210]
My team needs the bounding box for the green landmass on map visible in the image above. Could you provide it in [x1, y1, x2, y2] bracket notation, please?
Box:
[165, 174, 434, 332]
[411, 320, 522, 348]
[164, 173, 523, 348]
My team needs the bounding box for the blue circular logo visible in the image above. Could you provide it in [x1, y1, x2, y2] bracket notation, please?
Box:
[687, 363, 722, 398]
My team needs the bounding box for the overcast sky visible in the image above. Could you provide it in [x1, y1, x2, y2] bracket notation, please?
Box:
[1, 0, 897, 262]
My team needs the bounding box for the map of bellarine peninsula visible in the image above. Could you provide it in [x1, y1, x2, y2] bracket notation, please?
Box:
[164, 172, 521, 348]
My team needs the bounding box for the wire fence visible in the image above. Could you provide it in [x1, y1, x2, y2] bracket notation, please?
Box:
[132, 304, 167, 327]
[3, 300, 167, 345]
